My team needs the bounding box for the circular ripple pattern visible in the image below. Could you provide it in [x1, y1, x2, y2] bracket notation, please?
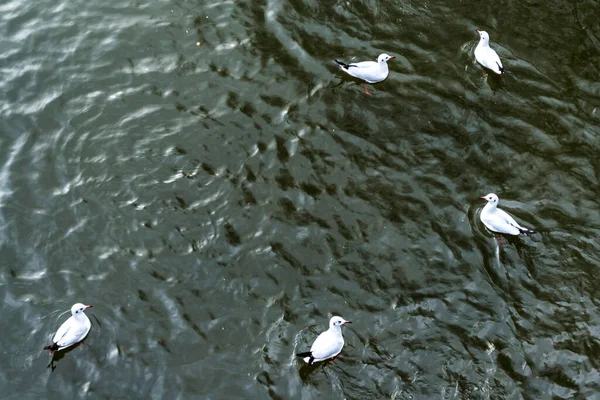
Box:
[1, 0, 600, 398]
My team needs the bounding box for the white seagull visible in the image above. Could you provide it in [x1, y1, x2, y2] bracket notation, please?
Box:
[335, 53, 395, 94]
[296, 316, 350, 365]
[480, 193, 535, 235]
[44, 303, 92, 354]
[474, 30, 505, 75]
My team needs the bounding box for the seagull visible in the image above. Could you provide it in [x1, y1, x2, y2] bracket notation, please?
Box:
[479, 193, 535, 235]
[474, 30, 505, 75]
[296, 316, 350, 365]
[335, 53, 395, 94]
[44, 303, 92, 354]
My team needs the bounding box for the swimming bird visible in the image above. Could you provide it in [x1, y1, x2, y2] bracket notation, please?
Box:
[296, 316, 350, 365]
[44, 303, 92, 354]
[474, 30, 504, 75]
[479, 193, 535, 235]
[335, 53, 395, 94]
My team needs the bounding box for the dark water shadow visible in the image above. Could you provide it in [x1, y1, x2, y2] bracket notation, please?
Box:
[330, 75, 361, 94]
[484, 69, 506, 92]
[329, 71, 386, 96]
[297, 345, 354, 382]
[46, 339, 86, 372]
[297, 357, 345, 383]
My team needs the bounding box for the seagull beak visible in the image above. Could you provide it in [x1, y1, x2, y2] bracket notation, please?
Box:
[479, 196, 486, 200]
[344, 320, 351, 324]
[85, 305, 92, 309]
[476, 29, 480, 33]
[389, 56, 396, 60]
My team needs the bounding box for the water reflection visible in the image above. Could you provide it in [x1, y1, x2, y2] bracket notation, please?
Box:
[46, 341, 84, 372]
[0, 0, 599, 397]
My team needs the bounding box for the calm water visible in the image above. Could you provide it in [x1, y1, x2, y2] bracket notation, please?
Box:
[2, 0, 600, 398]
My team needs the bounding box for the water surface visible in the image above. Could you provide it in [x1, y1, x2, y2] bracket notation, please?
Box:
[1, 0, 600, 398]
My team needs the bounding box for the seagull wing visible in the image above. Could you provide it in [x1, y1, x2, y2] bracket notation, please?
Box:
[52, 317, 72, 344]
[310, 330, 344, 361]
[499, 209, 533, 233]
[481, 209, 520, 235]
[346, 60, 378, 69]
[500, 209, 521, 229]
[487, 49, 503, 73]
[52, 316, 90, 349]
[477, 47, 503, 74]
[343, 61, 385, 83]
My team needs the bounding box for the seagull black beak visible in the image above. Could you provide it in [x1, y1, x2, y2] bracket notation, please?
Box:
[85, 305, 93, 309]
[344, 320, 352, 324]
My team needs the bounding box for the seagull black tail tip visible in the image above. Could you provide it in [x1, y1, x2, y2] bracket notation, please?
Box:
[44, 343, 59, 352]
[496, 62, 505, 74]
[334, 59, 349, 69]
[296, 351, 315, 364]
[496, 62, 512, 75]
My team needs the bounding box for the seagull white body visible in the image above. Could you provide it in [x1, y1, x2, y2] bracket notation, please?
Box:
[335, 53, 395, 83]
[44, 303, 92, 353]
[474, 30, 504, 75]
[296, 316, 350, 365]
[480, 193, 534, 235]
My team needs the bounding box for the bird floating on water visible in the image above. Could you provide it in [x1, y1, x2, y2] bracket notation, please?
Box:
[296, 316, 350, 365]
[335, 53, 395, 94]
[479, 193, 535, 235]
[474, 30, 505, 75]
[44, 303, 92, 354]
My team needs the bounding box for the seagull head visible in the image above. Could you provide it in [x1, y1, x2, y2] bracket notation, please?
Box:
[480, 193, 499, 205]
[330, 316, 351, 329]
[71, 303, 92, 316]
[377, 53, 396, 64]
[476, 30, 490, 45]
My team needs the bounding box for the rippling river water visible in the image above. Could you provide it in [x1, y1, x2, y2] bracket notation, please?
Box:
[2, 0, 600, 398]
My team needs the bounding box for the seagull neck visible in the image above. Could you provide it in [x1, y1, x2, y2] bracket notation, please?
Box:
[329, 325, 342, 334]
[484, 202, 497, 212]
[73, 312, 87, 320]
[479, 38, 489, 48]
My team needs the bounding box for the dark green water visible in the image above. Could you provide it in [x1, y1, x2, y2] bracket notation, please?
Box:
[2, 0, 600, 398]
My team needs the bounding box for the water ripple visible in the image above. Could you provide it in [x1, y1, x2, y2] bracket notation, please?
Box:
[1, 0, 600, 397]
